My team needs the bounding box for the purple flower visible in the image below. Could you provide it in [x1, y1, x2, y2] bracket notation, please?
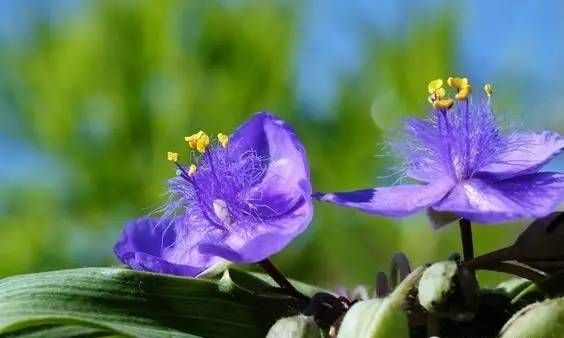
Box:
[315, 78, 564, 226]
[115, 112, 313, 276]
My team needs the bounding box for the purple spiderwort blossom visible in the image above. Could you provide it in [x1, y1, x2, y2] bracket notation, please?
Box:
[315, 78, 564, 226]
[114, 112, 313, 276]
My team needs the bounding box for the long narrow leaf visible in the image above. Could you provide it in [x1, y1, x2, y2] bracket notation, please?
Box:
[0, 268, 304, 338]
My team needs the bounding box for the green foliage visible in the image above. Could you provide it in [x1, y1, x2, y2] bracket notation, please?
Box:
[2, 264, 564, 337]
[0, 268, 306, 338]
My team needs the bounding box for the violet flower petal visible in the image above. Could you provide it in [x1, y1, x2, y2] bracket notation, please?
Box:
[313, 179, 454, 217]
[479, 131, 564, 180]
[433, 172, 564, 223]
[228, 112, 272, 162]
[199, 113, 313, 263]
[200, 231, 301, 263]
[114, 217, 224, 277]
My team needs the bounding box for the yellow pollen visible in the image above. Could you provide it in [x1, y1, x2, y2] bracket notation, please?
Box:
[484, 83, 493, 96]
[432, 98, 454, 110]
[427, 79, 444, 94]
[196, 134, 210, 153]
[185, 130, 210, 153]
[455, 84, 472, 100]
[185, 131, 204, 149]
[188, 164, 197, 176]
[447, 76, 469, 90]
[428, 90, 445, 103]
[217, 133, 229, 148]
[435, 87, 446, 99]
[167, 151, 178, 162]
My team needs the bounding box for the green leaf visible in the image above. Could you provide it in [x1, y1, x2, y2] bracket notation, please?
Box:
[511, 270, 564, 306]
[0, 268, 305, 338]
[495, 278, 531, 299]
[1, 324, 117, 338]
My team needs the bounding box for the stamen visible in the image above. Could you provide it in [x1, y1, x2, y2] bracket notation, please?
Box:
[484, 83, 493, 97]
[185, 131, 204, 149]
[167, 151, 179, 162]
[432, 98, 454, 110]
[174, 162, 190, 179]
[455, 85, 472, 100]
[427, 78, 453, 109]
[428, 79, 444, 94]
[447, 76, 469, 90]
[217, 133, 229, 148]
[188, 164, 197, 176]
[196, 134, 210, 153]
[185, 131, 210, 153]
[435, 87, 446, 99]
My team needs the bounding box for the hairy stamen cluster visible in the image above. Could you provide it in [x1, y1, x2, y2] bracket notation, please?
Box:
[164, 131, 269, 238]
[401, 77, 504, 181]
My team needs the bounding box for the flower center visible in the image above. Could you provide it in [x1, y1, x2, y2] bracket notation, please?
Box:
[213, 199, 233, 226]
[165, 130, 268, 230]
[424, 77, 499, 181]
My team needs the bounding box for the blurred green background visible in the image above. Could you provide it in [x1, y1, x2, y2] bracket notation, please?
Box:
[1, 0, 563, 289]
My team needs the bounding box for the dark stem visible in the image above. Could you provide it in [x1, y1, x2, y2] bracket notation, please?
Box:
[258, 259, 308, 300]
[459, 218, 474, 261]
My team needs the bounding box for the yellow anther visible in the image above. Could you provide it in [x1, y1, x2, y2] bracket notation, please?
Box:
[435, 87, 446, 99]
[484, 83, 493, 96]
[455, 84, 472, 100]
[432, 98, 454, 110]
[185, 130, 210, 153]
[185, 131, 204, 149]
[217, 133, 229, 148]
[188, 164, 197, 176]
[428, 87, 446, 104]
[447, 77, 469, 90]
[167, 152, 179, 162]
[428, 79, 444, 94]
[195, 134, 210, 153]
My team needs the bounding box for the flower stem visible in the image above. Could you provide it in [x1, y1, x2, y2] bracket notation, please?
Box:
[459, 218, 474, 261]
[258, 259, 308, 300]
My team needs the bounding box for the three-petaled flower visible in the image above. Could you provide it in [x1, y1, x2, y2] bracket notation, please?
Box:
[115, 112, 313, 276]
[315, 77, 564, 226]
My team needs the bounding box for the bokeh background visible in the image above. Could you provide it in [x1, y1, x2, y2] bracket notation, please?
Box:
[1, 0, 563, 289]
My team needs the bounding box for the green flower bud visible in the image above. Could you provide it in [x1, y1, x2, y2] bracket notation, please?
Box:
[500, 297, 564, 338]
[500, 298, 564, 338]
[417, 261, 479, 321]
[266, 315, 323, 338]
[336, 298, 409, 338]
